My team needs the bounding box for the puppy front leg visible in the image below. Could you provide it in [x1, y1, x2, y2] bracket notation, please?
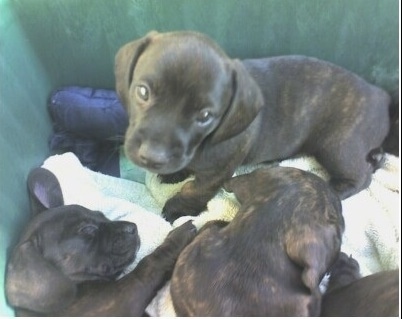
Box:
[122, 221, 197, 315]
[162, 168, 235, 223]
[158, 168, 193, 184]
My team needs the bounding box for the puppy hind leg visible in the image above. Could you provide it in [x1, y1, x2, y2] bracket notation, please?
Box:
[315, 143, 373, 199]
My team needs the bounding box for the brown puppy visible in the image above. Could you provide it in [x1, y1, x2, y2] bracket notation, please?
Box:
[322, 252, 399, 317]
[169, 166, 344, 316]
[5, 168, 196, 316]
[115, 30, 391, 222]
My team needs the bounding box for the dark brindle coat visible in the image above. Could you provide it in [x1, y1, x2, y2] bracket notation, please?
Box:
[115, 30, 390, 222]
[170, 166, 344, 316]
[5, 168, 196, 316]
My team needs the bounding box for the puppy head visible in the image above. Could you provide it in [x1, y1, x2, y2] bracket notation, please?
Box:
[6, 168, 140, 313]
[115, 31, 263, 174]
[38, 206, 139, 281]
[25, 167, 140, 280]
[6, 205, 139, 313]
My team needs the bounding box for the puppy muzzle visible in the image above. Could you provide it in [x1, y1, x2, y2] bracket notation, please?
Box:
[125, 136, 191, 174]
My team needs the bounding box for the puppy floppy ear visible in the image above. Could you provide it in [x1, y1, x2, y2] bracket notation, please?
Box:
[6, 240, 77, 314]
[210, 59, 263, 144]
[27, 168, 64, 215]
[114, 31, 157, 108]
[286, 228, 341, 292]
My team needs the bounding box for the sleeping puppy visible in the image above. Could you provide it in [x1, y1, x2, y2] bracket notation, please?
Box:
[115, 30, 391, 222]
[321, 252, 399, 317]
[5, 168, 196, 316]
[169, 166, 345, 316]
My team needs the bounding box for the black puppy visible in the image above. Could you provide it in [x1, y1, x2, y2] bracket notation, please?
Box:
[115, 30, 391, 222]
[5, 168, 196, 316]
[322, 252, 399, 317]
[169, 166, 345, 316]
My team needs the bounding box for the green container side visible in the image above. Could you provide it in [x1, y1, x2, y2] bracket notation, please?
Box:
[0, 0, 399, 316]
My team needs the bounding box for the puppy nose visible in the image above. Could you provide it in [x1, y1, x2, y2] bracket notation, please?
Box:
[122, 222, 137, 234]
[138, 145, 169, 169]
[139, 155, 167, 169]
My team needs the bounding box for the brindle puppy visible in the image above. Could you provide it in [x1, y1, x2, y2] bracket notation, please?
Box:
[169, 166, 344, 316]
[6, 168, 196, 316]
[115, 30, 391, 222]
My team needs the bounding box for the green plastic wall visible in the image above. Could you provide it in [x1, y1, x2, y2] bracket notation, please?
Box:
[0, 0, 399, 315]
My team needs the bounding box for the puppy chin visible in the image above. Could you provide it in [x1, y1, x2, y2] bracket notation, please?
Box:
[126, 152, 191, 175]
[141, 161, 188, 175]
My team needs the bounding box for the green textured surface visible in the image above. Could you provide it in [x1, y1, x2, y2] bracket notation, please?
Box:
[0, 0, 399, 315]
[5, 0, 400, 90]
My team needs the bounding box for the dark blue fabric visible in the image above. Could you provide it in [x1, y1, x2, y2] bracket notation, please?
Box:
[48, 86, 128, 140]
[48, 86, 128, 176]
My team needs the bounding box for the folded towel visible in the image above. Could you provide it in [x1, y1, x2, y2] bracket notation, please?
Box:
[41, 152, 400, 316]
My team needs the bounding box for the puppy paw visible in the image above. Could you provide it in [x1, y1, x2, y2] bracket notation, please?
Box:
[155, 221, 196, 267]
[162, 196, 205, 223]
[326, 252, 361, 292]
[158, 170, 192, 184]
[166, 221, 197, 248]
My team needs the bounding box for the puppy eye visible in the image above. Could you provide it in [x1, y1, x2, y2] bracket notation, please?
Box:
[135, 85, 149, 102]
[196, 110, 214, 125]
[78, 225, 98, 237]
